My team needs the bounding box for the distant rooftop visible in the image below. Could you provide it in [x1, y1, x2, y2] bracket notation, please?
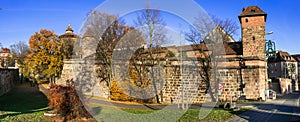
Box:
[292, 54, 300, 62]
[66, 24, 73, 33]
[59, 24, 79, 38]
[269, 50, 296, 62]
[0, 48, 10, 53]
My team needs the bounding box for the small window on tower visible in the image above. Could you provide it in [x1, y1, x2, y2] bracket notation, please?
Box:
[245, 18, 248, 23]
[252, 36, 255, 41]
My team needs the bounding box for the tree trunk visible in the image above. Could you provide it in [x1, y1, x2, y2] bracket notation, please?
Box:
[108, 73, 111, 100]
[151, 69, 160, 104]
[209, 87, 217, 102]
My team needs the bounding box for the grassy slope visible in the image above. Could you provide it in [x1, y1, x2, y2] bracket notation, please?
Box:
[0, 83, 50, 121]
[89, 103, 248, 122]
[0, 83, 249, 122]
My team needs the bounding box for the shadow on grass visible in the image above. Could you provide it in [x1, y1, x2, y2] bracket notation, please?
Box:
[0, 82, 49, 119]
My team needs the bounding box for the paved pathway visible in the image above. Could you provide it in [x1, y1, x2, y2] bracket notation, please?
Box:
[228, 92, 300, 122]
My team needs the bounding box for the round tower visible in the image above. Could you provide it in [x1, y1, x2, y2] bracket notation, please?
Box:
[59, 24, 79, 59]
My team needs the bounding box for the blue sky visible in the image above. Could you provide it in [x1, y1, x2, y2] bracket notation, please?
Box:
[0, 0, 299, 54]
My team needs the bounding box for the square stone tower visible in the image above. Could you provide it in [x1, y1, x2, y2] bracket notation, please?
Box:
[239, 6, 267, 60]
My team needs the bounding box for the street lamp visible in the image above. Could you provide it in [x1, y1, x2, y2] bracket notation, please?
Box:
[267, 31, 273, 35]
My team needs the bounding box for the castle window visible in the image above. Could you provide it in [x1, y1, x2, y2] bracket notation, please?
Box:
[252, 36, 255, 41]
[245, 18, 249, 23]
[251, 9, 256, 12]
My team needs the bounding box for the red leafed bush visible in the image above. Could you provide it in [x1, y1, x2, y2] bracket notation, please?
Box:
[48, 83, 92, 120]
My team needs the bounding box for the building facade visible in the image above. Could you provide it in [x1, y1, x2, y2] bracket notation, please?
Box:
[292, 54, 300, 92]
[268, 51, 299, 93]
[0, 48, 16, 69]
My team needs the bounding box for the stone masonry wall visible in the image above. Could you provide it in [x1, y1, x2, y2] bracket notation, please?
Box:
[242, 25, 266, 60]
[0, 69, 19, 96]
[57, 59, 266, 103]
[217, 68, 241, 102]
[162, 64, 266, 103]
[242, 16, 266, 60]
[56, 52, 268, 103]
[242, 67, 265, 99]
[56, 59, 108, 98]
[162, 65, 206, 104]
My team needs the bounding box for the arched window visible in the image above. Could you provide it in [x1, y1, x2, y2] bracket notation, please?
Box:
[245, 18, 249, 23]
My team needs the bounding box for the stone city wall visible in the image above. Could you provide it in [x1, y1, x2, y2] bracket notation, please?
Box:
[0, 69, 19, 96]
[56, 58, 267, 103]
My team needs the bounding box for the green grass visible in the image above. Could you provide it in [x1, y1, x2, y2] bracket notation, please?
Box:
[89, 103, 249, 122]
[0, 83, 50, 121]
[180, 108, 249, 122]
[0, 83, 249, 122]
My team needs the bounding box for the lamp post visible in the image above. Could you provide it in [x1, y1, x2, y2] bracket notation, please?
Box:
[267, 31, 273, 35]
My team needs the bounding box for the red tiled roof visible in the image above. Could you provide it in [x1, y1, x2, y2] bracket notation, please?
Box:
[59, 32, 79, 38]
[239, 6, 266, 16]
[268, 51, 296, 62]
[167, 41, 242, 56]
[225, 42, 243, 55]
[0, 48, 10, 53]
[238, 6, 267, 22]
[292, 54, 300, 62]
[59, 24, 79, 38]
[66, 24, 73, 32]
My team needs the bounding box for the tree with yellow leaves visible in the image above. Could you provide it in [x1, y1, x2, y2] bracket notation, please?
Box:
[25, 29, 64, 83]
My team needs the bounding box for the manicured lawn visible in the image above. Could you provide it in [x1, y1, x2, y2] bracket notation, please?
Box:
[89, 103, 249, 122]
[0, 83, 249, 121]
[0, 83, 50, 121]
[180, 108, 248, 122]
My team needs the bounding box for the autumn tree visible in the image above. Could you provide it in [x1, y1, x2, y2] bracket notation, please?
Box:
[81, 11, 132, 99]
[185, 15, 239, 102]
[25, 29, 64, 83]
